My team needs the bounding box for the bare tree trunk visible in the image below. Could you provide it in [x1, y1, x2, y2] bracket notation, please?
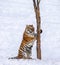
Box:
[33, 0, 41, 59]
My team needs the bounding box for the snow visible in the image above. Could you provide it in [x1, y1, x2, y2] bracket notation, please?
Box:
[0, 0, 60, 65]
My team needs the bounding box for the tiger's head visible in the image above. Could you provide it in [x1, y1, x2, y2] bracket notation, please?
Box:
[25, 25, 34, 35]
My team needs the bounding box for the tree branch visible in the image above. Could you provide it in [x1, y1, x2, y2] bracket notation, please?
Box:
[33, 0, 41, 59]
[33, 0, 37, 13]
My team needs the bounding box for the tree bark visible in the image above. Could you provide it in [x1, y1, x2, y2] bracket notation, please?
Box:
[33, 0, 41, 59]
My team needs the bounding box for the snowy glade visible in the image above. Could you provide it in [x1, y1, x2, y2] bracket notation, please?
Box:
[0, 0, 60, 65]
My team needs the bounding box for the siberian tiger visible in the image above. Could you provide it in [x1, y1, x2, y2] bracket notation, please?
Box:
[17, 25, 36, 59]
[9, 25, 42, 59]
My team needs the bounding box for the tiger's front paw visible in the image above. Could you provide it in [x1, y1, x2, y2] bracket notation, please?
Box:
[40, 29, 42, 33]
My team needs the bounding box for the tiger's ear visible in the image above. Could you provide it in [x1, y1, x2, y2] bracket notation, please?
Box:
[26, 25, 28, 27]
[26, 24, 33, 27]
[31, 24, 33, 27]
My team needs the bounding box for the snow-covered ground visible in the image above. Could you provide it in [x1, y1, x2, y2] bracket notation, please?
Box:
[0, 0, 60, 65]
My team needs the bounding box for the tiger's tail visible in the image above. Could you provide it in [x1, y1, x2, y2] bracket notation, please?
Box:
[8, 56, 22, 59]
